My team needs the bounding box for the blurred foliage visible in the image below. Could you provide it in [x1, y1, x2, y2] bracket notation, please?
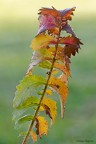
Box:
[0, 13, 96, 144]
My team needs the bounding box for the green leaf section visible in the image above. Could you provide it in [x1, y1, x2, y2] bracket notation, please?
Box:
[13, 109, 26, 121]
[13, 74, 46, 109]
[13, 74, 46, 126]
[18, 115, 33, 124]
[15, 96, 39, 109]
[17, 74, 46, 90]
[39, 61, 52, 69]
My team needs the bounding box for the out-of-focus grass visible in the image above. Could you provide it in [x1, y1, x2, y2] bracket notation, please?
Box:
[0, 16, 96, 144]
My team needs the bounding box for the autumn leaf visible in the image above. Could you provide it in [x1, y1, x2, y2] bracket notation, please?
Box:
[54, 62, 70, 76]
[60, 7, 76, 21]
[49, 76, 68, 118]
[42, 97, 57, 123]
[26, 51, 43, 74]
[35, 116, 48, 137]
[30, 131, 37, 142]
[59, 36, 83, 57]
[38, 7, 60, 18]
[31, 33, 57, 50]
[62, 22, 76, 36]
[60, 36, 82, 47]
[38, 14, 57, 34]
[38, 7, 76, 21]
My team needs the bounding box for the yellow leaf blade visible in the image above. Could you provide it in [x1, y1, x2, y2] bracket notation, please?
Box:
[35, 116, 48, 138]
[30, 131, 37, 142]
[45, 89, 52, 95]
[42, 97, 57, 123]
[54, 62, 70, 77]
[31, 33, 57, 50]
[49, 76, 68, 118]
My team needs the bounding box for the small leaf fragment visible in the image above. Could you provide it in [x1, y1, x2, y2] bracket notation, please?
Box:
[54, 62, 70, 76]
[62, 22, 76, 36]
[19, 131, 27, 137]
[26, 51, 43, 74]
[64, 45, 78, 57]
[51, 69, 58, 75]
[18, 115, 33, 124]
[39, 61, 51, 69]
[45, 89, 52, 95]
[48, 27, 59, 35]
[60, 7, 76, 21]
[30, 131, 37, 142]
[35, 116, 48, 137]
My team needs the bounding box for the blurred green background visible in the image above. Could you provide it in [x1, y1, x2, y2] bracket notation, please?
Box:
[0, 0, 96, 144]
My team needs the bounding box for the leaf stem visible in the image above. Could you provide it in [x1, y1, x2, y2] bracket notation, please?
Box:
[22, 28, 61, 144]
